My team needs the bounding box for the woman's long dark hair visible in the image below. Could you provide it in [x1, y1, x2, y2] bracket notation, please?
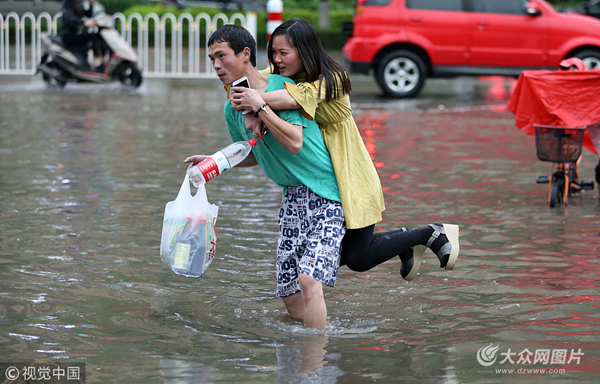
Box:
[267, 19, 352, 102]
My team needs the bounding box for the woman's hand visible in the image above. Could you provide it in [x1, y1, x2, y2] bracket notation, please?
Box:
[182, 155, 208, 166]
[230, 87, 265, 114]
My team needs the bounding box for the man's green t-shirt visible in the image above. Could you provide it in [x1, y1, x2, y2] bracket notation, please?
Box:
[224, 74, 340, 202]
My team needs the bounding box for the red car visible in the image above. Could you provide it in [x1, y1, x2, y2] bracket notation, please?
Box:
[343, 0, 600, 98]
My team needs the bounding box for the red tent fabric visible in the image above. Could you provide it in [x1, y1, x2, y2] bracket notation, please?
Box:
[559, 58, 586, 71]
[507, 70, 600, 155]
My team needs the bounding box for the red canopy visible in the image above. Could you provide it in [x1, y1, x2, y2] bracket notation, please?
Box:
[507, 70, 600, 154]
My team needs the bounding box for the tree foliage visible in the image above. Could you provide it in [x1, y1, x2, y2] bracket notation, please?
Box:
[282, 0, 356, 11]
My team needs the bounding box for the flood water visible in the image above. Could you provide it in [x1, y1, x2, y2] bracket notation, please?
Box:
[1, 73, 599, 383]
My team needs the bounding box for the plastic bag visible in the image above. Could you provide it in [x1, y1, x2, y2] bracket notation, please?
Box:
[160, 173, 219, 277]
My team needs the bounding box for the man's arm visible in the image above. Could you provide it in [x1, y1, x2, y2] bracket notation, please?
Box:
[182, 151, 258, 168]
[243, 114, 264, 138]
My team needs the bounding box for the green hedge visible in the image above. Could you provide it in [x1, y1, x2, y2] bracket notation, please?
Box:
[122, 4, 239, 19]
[255, 8, 353, 47]
[116, 5, 354, 49]
[549, 0, 586, 8]
[283, 0, 356, 11]
[118, 5, 254, 46]
[101, 0, 139, 15]
[118, 5, 353, 49]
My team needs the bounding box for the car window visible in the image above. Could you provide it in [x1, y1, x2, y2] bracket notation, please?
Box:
[364, 0, 393, 5]
[470, 0, 527, 15]
[406, 0, 463, 11]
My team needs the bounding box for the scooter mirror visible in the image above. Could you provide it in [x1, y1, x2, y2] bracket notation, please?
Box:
[95, 15, 114, 29]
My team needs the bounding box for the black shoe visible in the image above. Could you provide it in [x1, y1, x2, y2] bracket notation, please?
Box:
[398, 227, 426, 281]
[95, 63, 106, 73]
[426, 224, 460, 270]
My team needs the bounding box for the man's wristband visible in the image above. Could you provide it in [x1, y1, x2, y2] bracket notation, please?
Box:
[254, 103, 269, 118]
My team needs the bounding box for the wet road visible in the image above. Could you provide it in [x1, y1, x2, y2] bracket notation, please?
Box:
[1, 70, 599, 384]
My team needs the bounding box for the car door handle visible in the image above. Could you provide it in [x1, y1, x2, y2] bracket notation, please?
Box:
[410, 16, 422, 22]
[477, 20, 489, 31]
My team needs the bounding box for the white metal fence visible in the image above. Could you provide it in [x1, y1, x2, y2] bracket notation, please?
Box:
[0, 11, 257, 78]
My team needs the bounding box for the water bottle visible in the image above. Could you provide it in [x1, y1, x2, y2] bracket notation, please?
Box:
[188, 138, 258, 188]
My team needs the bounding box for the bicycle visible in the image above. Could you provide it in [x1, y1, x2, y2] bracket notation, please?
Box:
[534, 125, 595, 208]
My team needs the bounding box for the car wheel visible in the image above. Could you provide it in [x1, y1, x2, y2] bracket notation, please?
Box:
[574, 50, 600, 70]
[375, 50, 427, 98]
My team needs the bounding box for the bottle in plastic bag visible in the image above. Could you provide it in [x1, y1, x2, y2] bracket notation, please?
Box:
[170, 217, 194, 274]
[188, 138, 258, 188]
[171, 215, 207, 276]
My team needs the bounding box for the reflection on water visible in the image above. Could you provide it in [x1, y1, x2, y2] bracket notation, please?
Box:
[0, 77, 599, 383]
[159, 359, 222, 383]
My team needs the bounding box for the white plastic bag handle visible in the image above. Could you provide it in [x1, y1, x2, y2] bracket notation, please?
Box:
[175, 172, 193, 201]
[171, 172, 217, 219]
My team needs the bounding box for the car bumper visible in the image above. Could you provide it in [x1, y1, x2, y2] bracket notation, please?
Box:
[345, 59, 371, 74]
[343, 38, 376, 74]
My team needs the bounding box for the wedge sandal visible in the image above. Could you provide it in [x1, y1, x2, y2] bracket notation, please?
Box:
[426, 223, 460, 270]
[400, 244, 427, 281]
[398, 227, 426, 281]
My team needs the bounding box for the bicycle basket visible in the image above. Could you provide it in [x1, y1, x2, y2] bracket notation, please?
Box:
[534, 125, 585, 163]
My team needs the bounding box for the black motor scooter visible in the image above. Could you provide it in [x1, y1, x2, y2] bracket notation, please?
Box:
[37, 14, 143, 88]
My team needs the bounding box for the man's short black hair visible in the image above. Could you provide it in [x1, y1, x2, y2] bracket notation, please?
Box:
[208, 24, 257, 67]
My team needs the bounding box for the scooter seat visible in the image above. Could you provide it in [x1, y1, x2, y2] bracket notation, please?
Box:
[49, 35, 88, 52]
[49, 35, 66, 46]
